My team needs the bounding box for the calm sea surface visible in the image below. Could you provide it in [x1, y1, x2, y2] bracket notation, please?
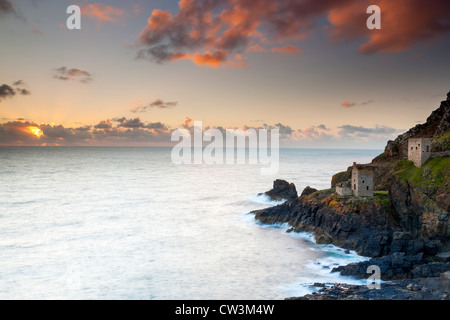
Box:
[0, 147, 380, 299]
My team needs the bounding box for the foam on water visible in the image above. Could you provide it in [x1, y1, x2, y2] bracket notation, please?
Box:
[240, 209, 370, 298]
[247, 193, 286, 206]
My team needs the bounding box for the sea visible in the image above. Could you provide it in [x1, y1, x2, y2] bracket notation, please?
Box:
[0, 147, 381, 300]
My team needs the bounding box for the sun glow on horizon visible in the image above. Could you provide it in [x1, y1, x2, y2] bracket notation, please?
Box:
[28, 126, 44, 138]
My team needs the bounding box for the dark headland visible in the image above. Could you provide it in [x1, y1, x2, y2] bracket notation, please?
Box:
[253, 92, 450, 300]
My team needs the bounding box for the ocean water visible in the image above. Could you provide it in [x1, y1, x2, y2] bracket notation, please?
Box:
[0, 147, 381, 300]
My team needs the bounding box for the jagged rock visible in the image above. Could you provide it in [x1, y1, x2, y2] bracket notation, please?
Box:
[373, 99, 450, 162]
[315, 232, 332, 244]
[300, 186, 318, 197]
[254, 92, 450, 300]
[331, 252, 438, 280]
[424, 239, 438, 256]
[436, 251, 450, 262]
[412, 262, 450, 278]
[253, 189, 394, 257]
[390, 252, 405, 267]
[331, 167, 352, 188]
[436, 194, 450, 212]
[394, 232, 412, 241]
[290, 278, 450, 300]
[260, 179, 298, 202]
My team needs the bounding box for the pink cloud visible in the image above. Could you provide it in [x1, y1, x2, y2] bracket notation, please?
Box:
[327, 0, 450, 54]
[341, 100, 357, 108]
[271, 45, 303, 55]
[135, 0, 450, 68]
[81, 3, 124, 23]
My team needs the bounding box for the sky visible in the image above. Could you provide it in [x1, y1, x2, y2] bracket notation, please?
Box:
[0, 0, 449, 148]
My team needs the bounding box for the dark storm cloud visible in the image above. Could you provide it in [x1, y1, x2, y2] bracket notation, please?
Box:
[0, 0, 15, 17]
[0, 81, 31, 102]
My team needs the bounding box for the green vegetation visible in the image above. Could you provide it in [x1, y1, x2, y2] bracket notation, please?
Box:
[374, 194, 392, 210]
[432, 129, 450, 151]
[331, 170, 351, 187]
[394, 157, 450, 191]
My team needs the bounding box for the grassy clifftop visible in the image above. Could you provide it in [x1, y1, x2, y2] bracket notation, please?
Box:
[330, 95, 449, 245]
[394, 157, 450, 194]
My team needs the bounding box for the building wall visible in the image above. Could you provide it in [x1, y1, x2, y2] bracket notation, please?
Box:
[336, 187, 352, 196]
[408, 138, 432, 167]
[352, 169, 374, 197]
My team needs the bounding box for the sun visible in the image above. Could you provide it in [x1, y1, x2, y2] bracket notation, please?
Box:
[28, 126, 44, 138]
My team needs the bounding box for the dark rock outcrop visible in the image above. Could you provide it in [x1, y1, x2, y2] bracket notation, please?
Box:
[253, 189, 396, 257]
[331, 252, 450, 280]
[259, 179, 298, 202]
[328, 97, 449, 251]
[436, 251, 450, 262]
[373, 98, 450, 162]
[331, 167, 352, 188]
[289, 277, 450, 300]
[300, 186, 318, 197]
[331, 97, 450, 196]
[253, 92, 450, 300]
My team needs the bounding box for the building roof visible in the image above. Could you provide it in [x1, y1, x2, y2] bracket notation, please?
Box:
[352, 162, 376, 172]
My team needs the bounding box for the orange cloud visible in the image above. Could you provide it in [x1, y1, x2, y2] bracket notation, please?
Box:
[81, 3, 124, 23]
[327, 0, 450, 55]
[341, 100, 357, 108]
[271, 46, 303, 55]
[136, 0, 450, 68]
[247, 44, 265, 52]
[191, 50, 228, 68]
[184, 117, 193, 128]
[136, 0, 331, 67]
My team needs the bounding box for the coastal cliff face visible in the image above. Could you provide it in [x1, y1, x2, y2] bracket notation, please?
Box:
[374, 99, 450, 162]
[252, 94, 450, 284]
[253, 189, 396, 257]
[329, 97, 450, 252]
[372, 99, 450, 246]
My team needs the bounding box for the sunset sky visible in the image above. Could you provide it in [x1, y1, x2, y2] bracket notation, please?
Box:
[0, 0, 449, 148]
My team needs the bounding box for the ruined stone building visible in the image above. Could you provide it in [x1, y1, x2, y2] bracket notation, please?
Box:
[351, 162, 374, 197]
[336, 162, 375, 197]
[408, 138, 432, 167]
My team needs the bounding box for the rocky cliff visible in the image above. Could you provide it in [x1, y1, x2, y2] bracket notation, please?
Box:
[253, 188, 397, 257]
[252, 92, 450, 286]
[330, 94, 450, 250]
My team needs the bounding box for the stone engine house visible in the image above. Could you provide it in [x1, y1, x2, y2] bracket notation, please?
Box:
[351, 162, 374, 197]
[408, 137, 432, 167]
[336, 163, 375, 197]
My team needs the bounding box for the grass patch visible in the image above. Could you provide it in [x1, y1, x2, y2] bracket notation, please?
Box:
[375, 195, 392, 210]
[433, 129, 450, 151]
[394, 157, 450, 190]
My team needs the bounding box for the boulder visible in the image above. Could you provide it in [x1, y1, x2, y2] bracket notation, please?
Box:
[262, 179, 298, 202]
[436, 251, 450, 262]
[411, 262, 450, 278]
[301, 186, 318, 197]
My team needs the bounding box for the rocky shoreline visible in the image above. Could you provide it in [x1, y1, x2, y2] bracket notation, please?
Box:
[288, 275, 450, 300]
[252, 94, 449, 300]
[254, 181, 450, 300]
